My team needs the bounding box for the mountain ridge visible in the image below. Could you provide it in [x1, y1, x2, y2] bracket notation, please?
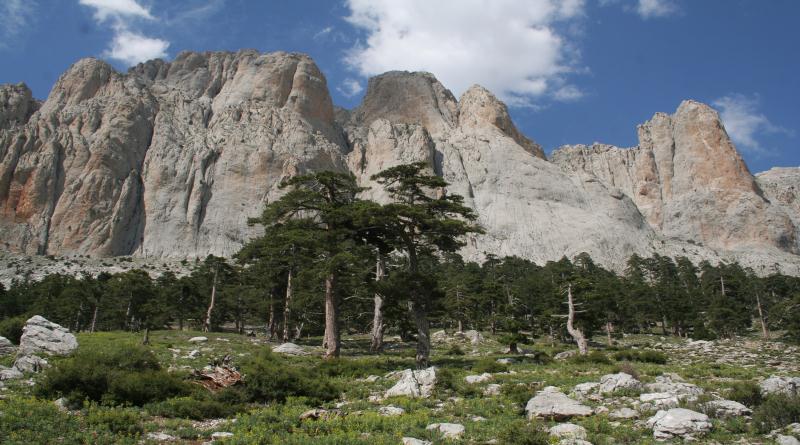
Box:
[1, 50, 798, 274]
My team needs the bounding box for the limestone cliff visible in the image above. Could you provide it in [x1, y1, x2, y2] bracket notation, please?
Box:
[0, 51, 797, 273]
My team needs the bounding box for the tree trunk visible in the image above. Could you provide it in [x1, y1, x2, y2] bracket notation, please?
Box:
[124, 297, 132, 331]
[509, 342, 519, 354]
[566, 284, 588, 355]
[323, 273, 340, 359]
[283, 269, 293, 342]
[458, 319, 463, 333]
[142, 327, 150, 345]
[73, 301, 84, 332]
[90, 304, 99, 333]
[756, 293, 769, 339]
[267, 292, 276, 340]
[293, 321, 304, 340]
[720, 275, 726, 296]
[370, 255, 386, 353]
[411, 300, 431, 368]
[606, 321, 613, 346]
[203, 264, 219, 332]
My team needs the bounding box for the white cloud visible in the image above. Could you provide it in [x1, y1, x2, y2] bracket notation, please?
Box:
[553, 85, 584, 102]
[79, 0, 169, 66]
[314, 26, 334, 41]
[713, 94, 792, 154]
[105, 30, 169, 66]
[636, 0, 677, 19]
[79, 0, 153, 22]
[344, 0, 586, 107]
[337, 78, 364, 97]
[0, 0, 37, 49]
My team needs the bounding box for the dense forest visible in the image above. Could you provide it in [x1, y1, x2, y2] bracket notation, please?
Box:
[2, 163, 800, 365]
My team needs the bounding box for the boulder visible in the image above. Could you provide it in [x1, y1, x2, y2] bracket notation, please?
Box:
[646, 408, 712, 440]
[554, 351, 577, 361]
[465, 373, 492, 384]
[777, 435, 800, 445]
[0, 365, 23, 380]
[703, 399, 752, 418]
[463, 330, 483, 345]
[188, 336, 208, 343]
[146, 432, 178, 441]
[272, 342, 309, 356]
[431, 330, 448, 343]
[760, 375, 800, 397]
[572, 382, 600, 400]
[0, 336, 15, 355]
[18, 316, 78, 356]
[426, 422, 465, 439]
[210, 432, 234, 440]
[549, 423, 587, 440]
[644, 375, 703, 400]
[609, 407, 639, 420]
[599, 372, 642, 394]
[385, 367, 437, 398]
[378, 405, 405, 416]
[402, 438, 432, 445]
[639, 392, 679, 411]
[525, 386, 593, 420]
[484, 383, 502, 396]
[13, 355, 49, 373]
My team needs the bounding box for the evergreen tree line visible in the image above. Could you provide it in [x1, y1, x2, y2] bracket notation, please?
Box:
[1, 164, 800, 365]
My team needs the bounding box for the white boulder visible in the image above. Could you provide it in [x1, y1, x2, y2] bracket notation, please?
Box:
[465, 373, 492, 384]
[761, 375, 800, 397]
[385, 367, 437, 398]
[526, 386, 593, 420]
[426, 422, 465, 439]
[647, 408, 712, 440]
[549, 423, 587, 440]
[18, 316, 77, 356]
[272, 342, 309, 356]
[599, 372, 642, 394]
[704, 399, 752, 418]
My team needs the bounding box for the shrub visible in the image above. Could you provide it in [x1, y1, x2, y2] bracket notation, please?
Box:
[235, 350, 339, 405]
[612, 350, 667, 364]
[36, 344, 188, 407]
[501, 383, 539, 408]
[726, 381, 763, 408]
[570, 351, 611, 365]
[0, 316, 26, 344]
[472, 358, 507, 374]
[446, 344, 466, 356]
[614, 362, 640, 380]
[145, 396, 240, 420]
[85, 403, 143, 435]
[753, 395, 800, 433]
[497, 421, 549, 445]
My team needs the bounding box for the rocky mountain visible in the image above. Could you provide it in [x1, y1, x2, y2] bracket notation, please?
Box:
[1, 50, 798, 273]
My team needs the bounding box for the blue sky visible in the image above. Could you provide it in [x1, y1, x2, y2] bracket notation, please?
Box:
[1, 0, 797, 173]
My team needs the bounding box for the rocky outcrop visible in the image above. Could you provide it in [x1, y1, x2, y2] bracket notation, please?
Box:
[647, 408, 712, 440]
[385, 367, 437, 398]
[18, 315, 78, 356]
[525, 386, 593, 420]
[1, 51, 799, 273]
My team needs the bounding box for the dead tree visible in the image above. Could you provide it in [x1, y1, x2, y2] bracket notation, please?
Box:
[202, 263, 219, 332]
[370, 254, 386, 353]
[566, 284, 589, 355]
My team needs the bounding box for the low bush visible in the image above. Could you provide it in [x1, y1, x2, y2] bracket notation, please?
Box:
[726, 381, 763, 408]
[36, 344, 188, 407]
[85, 403, 144, 435]
[472, 358, 507, 374]
[501, 382, 539, 408]
[234, 350, 339, 405]
[570, 351, 611, 365]
[145, 396, 241, 420]
[612, 350, 667, 364]
[446, 344, 466, 356]
[614, 362, 640, 379]
[497, 420, 549, 445]
[752, 394, 800, 433]
[0, 316, 26, 344]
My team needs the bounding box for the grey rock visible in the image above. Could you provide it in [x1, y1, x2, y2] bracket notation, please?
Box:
[526, 386, 593, 420]
[402, 438, 432, 445]
[609, 408, 639, 420]
[777, 435, 800, 445]
[18, 316, 78, 356]
[549, 423, 587, 440]
[646, 408, 712, 440]
[385, 367, 437, 398]
[0, 336, 15, 355]
[0, 365, 23, 380]
[761, 375, 800, 397]
[484, 383, 502, 396]
[13, 354, 49, 373]
[378, 405, 405, 416]
[188, 336, 208, 343]
[465, 373, 492, 384]
[598, 372, 642, 394]
[210, 432, 234, 440]
[272, 342, 309, 356]
[703, 399, 752, 418]
[146, 432, 178, 441]
[426, 422, 465, 439]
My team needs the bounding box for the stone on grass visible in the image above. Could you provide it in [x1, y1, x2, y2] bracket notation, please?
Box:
[0, 365, 23, 380]
[777, 435, 800, 445]
[760, 375, 800, 397]
[384, 367, 436, 398]
[572, 382, 600, 399]
[484, 384, 502, 396]
[554, 351, 577, 361]
[188, 336, 208, 343]
[525, 386, 593, 420]
[272, 343, 309, 356]
[402, 438, 432, 445]
[646, 408, 712, 440]
[599, 372, 642, 394]
[704, 399, 752, 418]
[210, 432, 234, 440]
[463, 330, 484, 345]
[549, 423, 587, 440]
[557, 440, 593, 445]
[465, 373, 492, 384]
[609, 407, 639, 420]
[18, 316, 77, 356]
[639, 392, 679, 411]
[13, 355, 48, 373]
[644, 375, 703, 400]
[378, 405, 405, 416]
[496, 358, 513, 365]
[426, 422, 465, 439]
[0, 337, 15, 356]
[147, 432, 178, 441]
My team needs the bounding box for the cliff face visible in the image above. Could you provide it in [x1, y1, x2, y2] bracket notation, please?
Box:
[1, 51, 797, 273]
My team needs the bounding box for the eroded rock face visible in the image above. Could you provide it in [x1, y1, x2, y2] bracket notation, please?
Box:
[1, 53, 799, 273]
[552, 101, 797, 267]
